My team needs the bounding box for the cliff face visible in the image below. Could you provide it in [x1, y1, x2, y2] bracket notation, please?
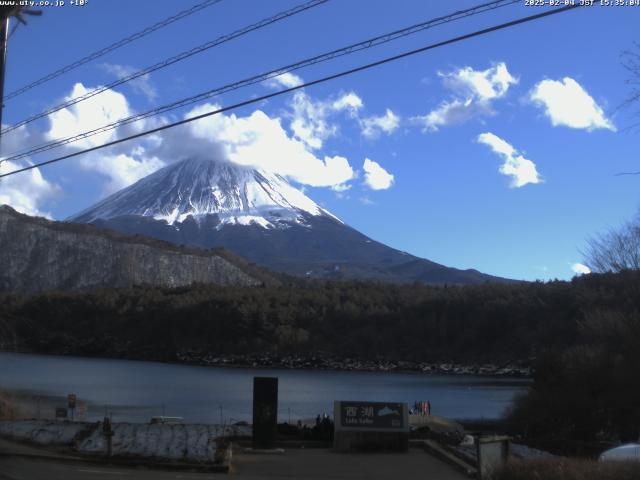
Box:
[0, 206, 261, 293]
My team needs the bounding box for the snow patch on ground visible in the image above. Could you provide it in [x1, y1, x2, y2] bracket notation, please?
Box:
[0, 420, 87, 446]
[0, 420, 250, 463]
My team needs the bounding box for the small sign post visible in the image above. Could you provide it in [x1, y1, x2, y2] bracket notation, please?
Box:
[67, 394, 77, 421]
[103, 417, 113, 457]
[55, 407, 68, 420]
[76, 401, 87, 421]
[334, 400, 409, 452]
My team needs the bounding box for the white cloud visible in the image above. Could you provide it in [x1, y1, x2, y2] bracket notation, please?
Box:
[45, 83, 165, 194]
[415, 62, 517, 132]
[101, 63, 157, 101]
[332, 93, 363, 112]
[0, 123, 45, 156]
[572, 263, 591, 275]
[0, 160, 59, 218]
[177, 103, 355, 188]
[290, 92, 335, 150]
[290, 91, 363, 149]
[84, 153, 165, 194]
[264, 72, 304, 90]
[443, 62, 517, 100]
[361, 109, 400, 138]
[0, 125, 59, 217]
[417, 98, 482, 132]
[478, 132, 515, 158]
[46, 83, 134, 149]
[332, 183, 351, 192]
[43, 82, 360, 200]
[362, 158, 394, 190]
[477, 132, 541, 188]
[530, 77, 615, 131]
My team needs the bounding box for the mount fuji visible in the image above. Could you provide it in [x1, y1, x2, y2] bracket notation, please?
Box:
[69, 157, 508, 284]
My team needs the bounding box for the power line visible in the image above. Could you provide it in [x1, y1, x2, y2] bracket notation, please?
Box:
[1, 0, 520, 163]
[1, 0, 329, 137]
[0, 4, 583, 180]
[3, 0, 224, 102]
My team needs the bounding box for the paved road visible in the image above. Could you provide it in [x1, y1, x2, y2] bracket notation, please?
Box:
[0, 449, 467, 480]
[232, 448, 467, 479]
[0, 438, 72, 458]
[0, 457, 215, 480]
[0, 433, 467, 480]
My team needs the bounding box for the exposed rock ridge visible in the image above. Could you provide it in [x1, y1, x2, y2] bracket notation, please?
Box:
[0, 205, 261, 293]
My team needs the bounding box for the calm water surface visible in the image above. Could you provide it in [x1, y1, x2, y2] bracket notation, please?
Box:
[0, 352, 529, 423]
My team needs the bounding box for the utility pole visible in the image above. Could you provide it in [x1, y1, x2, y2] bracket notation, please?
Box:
[0, 15, 9, 147]
[0, 7, 42, 150]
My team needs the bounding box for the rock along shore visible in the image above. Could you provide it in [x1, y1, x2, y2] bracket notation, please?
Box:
[174, 350, 533, 377]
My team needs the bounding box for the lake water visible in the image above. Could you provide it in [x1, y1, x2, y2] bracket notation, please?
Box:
[0, 352, 529, 424]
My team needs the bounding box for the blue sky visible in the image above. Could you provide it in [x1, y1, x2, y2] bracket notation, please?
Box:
[0, 0, 638, 281]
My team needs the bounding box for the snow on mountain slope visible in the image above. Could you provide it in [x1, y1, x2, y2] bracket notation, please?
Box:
[69, 158, 339, 228]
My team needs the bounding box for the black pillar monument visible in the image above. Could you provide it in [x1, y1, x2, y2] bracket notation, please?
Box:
[252, 377, 278, 449]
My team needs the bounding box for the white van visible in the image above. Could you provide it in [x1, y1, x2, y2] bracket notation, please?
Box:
[599, 444, 640, 461]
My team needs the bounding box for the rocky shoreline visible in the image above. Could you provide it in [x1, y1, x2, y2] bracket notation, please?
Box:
[174, 350, 533, 377]
[0, 346, 533, 378]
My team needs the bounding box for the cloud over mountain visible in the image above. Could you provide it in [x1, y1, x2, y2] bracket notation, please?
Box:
[41, 82, 358, 195]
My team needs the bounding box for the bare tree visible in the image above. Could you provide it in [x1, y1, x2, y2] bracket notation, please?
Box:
[589, 47, 640, 269]
[583, 215, 640, 273]
[615, 44, 640, 176]
[622, 43, 640, 126]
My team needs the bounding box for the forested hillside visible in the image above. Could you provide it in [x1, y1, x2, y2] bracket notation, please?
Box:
[1, 271, 638, 367]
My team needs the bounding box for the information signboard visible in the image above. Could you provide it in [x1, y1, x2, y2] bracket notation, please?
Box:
[334, 400, 409, 452]
[336, 401, 407, 431]
[340, 401, 404, 429]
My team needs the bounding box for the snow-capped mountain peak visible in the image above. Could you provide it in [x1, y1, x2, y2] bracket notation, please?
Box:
[69, 158, 340, 228]
[68, 157, 509, 285]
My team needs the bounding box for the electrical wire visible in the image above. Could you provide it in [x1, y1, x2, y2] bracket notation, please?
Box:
[3, 0, 225, 102]
[1, 0, 520, 163]
[0, 3, 584, 180]
[1, 0, 329, 136]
